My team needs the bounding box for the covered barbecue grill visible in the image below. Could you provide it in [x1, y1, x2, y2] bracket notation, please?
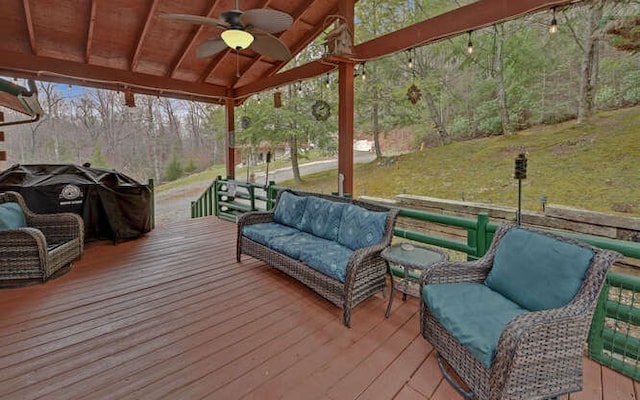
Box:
[0, 164, 152, 242]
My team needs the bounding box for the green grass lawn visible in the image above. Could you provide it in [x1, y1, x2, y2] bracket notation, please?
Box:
[281, 106, 640, 217]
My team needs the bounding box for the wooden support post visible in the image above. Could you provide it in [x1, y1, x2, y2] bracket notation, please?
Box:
[337, 0, 355, 196]
[0, 112, 5, 163]
[225, 98, 235, 179]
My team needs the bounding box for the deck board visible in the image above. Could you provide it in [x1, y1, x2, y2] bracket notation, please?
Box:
[0, 216, 635, 399]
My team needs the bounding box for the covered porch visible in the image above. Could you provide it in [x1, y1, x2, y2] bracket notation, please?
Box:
[1, 216, 635, 399]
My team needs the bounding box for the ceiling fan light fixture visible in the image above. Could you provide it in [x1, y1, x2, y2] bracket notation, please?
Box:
[221, 29, 254, 50]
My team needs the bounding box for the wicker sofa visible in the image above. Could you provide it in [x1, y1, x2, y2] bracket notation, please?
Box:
[0, 191, 84, 287]
[237, 189, 398, 327]
[420, 224, 621, 400]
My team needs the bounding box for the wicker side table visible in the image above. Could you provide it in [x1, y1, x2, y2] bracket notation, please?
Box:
[382, 243, 448, 317]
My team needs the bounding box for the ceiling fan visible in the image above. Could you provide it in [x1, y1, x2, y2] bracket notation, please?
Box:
[161, 0, 293, 61]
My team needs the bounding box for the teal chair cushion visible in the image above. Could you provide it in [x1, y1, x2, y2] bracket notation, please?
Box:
[423, 282, 529, 367]
[0, 202, 27, 230]
[300, 196, 346, 241]
[268, 231, 329, 260]
[273, 191, 307, 230]
[337, 204, 387, 250]
[484, 227, 594, 311]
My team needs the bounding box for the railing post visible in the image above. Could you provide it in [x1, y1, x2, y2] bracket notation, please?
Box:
[214, 176, 221, 217]
[588, 277, 609, 360]
[249, 185, 256, 211]
[190, 201, 196, 218]
[476, 213, 489, 257]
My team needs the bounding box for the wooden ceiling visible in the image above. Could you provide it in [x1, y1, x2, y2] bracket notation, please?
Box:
[0, 0, 581, 105]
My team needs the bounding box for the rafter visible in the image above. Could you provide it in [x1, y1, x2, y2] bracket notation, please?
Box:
[168, 0, 223, 78]
[22, 0, 37, 55]
[1, 51, 228, 103]
[233, 59, 336, 101]
[130, 0, 160, 72]
[354, 0, 581, 61]
[85, 0, 97, 63]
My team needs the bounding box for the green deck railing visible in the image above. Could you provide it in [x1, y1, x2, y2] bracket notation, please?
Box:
[588, 271, 640, 381]
[192, 179, 640, 380]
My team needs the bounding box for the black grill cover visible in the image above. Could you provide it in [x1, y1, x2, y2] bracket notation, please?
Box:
[0, 164, 152, 241]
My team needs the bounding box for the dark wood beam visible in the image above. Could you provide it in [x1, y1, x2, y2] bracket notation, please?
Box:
[131, 0, 160, 72]
[168, 0, 223, 78]
[337, 0, 355, 196]
[354, 0, 582, 61]
[85, 0, 97, 63]
[233, 60, 337, 102]
[0, 51, 228, 103]
[22, 0, 37, 55]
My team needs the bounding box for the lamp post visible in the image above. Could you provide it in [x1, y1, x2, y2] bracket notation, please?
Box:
[514, 153, 528, 225]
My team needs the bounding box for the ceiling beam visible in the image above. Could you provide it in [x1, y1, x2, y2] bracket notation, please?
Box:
[130, 0, 160, 72]
[233, 59, 337, 101]
[85, 0, 97, 63]
[22, 0, 37, 55]
[354, 0, 582, 61]
[0, 51, 228, 103]
[169, 0, 223, 78]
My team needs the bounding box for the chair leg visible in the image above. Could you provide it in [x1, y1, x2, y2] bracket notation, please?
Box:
[437, 355, 474, 400]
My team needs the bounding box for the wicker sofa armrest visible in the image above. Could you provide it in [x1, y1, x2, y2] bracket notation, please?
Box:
[29, 212, 84, 244]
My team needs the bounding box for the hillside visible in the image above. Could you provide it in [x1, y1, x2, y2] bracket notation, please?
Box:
[281, 106, 640, 217]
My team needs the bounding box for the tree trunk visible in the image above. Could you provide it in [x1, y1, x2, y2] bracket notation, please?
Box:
[372, 92, 383, 159]
[494, 25, 511, 135]
[289, 134, 301, 183]
[577, 0, 604, 124]
[423, 88, 450, 144]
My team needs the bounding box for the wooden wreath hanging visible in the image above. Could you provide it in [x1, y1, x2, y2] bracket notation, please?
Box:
[407, 84, 422, 105]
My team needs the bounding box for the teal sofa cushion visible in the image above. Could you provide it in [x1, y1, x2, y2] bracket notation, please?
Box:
[0, 202, 27, 230]
[337, 204, 387, 250]
[423, 282, 529, 368]
[273, 191, 307, 230]
[298, 241, 353, 282]
[268, 231, 327, 260]
[242, 222, 300, 246]
[300, 196, 346, 241]
[484, 227, 594, 311]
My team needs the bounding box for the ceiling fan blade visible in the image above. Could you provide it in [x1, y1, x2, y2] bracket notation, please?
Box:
[240, 9, 293, 33]
[196, 38, 227, 58]
[160, 13, 228, 29]
[250, 31, 292, 60]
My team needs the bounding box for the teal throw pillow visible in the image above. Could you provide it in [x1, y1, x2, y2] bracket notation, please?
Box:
[484, 227, 594, 311]
[273, 191, 307, 230]
[300, 196, 346, 241]
[0, 202, 27, 230]
[337, 204, 387, 250]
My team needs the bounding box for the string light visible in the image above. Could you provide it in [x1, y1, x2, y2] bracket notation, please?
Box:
[361, 63, 366, 81]
[549, 7, 558, 34]
[407, 49, 413, 69]
[325, 73, 330, 88]
[466, 31, 473, 54]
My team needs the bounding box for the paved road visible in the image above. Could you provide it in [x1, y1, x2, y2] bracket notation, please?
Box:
[154, 151, 377, 226]
[253, 150, 376, 184]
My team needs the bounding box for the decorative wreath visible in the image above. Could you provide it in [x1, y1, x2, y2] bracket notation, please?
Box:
[407, 84, 422, 105]
[312, 100, 331, 121]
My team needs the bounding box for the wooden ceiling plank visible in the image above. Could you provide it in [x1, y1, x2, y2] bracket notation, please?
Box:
[131, 0, 160, 72]
[85, 0, 97, 63]
[169, 0, 223, 78]
[22, 0, 37, 55]
[1, 51, 228, 103]
[354, 0, 580, 60]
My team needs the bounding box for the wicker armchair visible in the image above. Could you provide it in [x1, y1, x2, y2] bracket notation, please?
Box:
[0, 191, 84, 287]
[420, 224, 621, 400]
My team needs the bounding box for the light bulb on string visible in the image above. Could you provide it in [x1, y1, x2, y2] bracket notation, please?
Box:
[466, 31, 473, 54]
[361, 63, 366, 81]
[549, 8, 558, 34]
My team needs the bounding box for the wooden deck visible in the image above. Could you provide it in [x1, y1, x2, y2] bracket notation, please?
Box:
[1, 216, 638, 400]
